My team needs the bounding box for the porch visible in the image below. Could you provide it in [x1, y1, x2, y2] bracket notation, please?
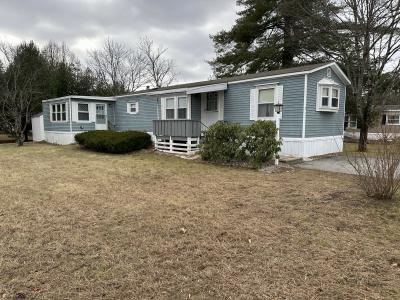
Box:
[153, 120, 206, 154]
[153, 85, 226, 154]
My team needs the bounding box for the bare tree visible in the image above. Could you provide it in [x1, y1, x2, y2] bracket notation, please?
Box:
[138, 37, 176, 88]
[347, 126, 400, 200]
[322, 0, 400, 151]
[42, 41, 78, 67]
[88, 38, 148, 94]
[126, 50, 147, 92]
[0, 43, 40, 146]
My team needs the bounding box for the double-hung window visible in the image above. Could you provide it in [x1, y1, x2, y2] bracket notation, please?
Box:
[318, 85, 340, 111]
[78, 103, 90, 121]
[127, 102, 139, 114]
[258, 88, 275, 118]
[206, 92, 218, 111]
[178, 97, 187, 119]
[50, 103, 67, 122]
[387, 114, 400, 125]
[166, 98, 175, 119]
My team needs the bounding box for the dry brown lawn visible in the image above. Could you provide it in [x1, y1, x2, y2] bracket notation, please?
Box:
[0, 143, 399, 299]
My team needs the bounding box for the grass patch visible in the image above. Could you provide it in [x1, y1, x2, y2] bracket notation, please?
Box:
[0, 143, 399, 299]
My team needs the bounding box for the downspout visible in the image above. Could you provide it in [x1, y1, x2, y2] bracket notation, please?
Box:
[302, 74, 308, 157]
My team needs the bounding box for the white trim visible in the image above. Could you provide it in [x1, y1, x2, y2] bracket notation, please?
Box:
[161, 95, 189, 120]
[77, 102, 91, 123]
[69, 97, 72, 133]
[186, 83, 227, 94]
[316, 81, 340, 112]
[255, 85, 277, 121]
[127, 101, 139, 114]
[49, 102, 69, 123]
[43, 95, 116, 103]
[302, 74, 308, 139]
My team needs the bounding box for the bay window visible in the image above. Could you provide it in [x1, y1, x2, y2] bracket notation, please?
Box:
[317, 85, 340, 111]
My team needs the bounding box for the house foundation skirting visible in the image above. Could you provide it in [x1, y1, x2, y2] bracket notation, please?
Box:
[281, 135, 343, 158]
[44, 131, 82, 145]
[155, 136, 200, 154]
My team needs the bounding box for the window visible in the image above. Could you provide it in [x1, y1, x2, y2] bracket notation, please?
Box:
[50, 103, 67, 122]
[321, 87, 330, 107]
[318, 85, 340, 111]
[127, 102, 138, 114]
[258, 88, 274, 118]
[206, 92, 218, 111]
[166, 98, 175, 119]
[332, 88, 339, 108]
[387, 114, 400, 125]
[78, 103, 90, 121]
[178, 97, 187, 119]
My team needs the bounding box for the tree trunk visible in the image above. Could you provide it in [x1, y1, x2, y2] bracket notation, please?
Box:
[281, 16, 295, 68]
[16, 133, 24, 147]
[358, 123, 368, 152]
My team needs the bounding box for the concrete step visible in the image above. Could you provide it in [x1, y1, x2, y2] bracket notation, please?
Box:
[279, 155, 303, 165]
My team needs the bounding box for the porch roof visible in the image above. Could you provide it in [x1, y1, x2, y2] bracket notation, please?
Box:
[42, 95, 116, 103]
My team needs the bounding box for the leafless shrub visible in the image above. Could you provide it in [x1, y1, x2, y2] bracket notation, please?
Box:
[347, 126, 400, 200]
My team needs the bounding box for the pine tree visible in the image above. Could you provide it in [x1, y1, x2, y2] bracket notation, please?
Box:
[209, 0, 336, 77]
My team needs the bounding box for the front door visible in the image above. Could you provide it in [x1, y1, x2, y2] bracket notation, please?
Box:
[201, 91, 224, 127]
[95, 104, 107, 130]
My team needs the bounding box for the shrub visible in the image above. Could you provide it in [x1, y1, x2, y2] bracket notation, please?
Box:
[75, 130, 152, 154]
[200, 121, 242, 163]
[200, 120, 281, 168]
[347, 128, 400, 200]
[238, 121, 281, 168]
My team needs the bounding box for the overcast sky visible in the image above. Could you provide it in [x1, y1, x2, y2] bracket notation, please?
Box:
[0, 0, 238, 83]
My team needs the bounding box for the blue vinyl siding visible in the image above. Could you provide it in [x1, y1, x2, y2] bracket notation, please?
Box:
[43, 98, 116, 132]
[115, 95, 158, 132]
[305, 68, 346, 137]
[224, 75, 305, 138]
[42, 101, 70, 132]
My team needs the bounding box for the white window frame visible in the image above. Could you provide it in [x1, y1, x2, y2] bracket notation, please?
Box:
[127, 102, 139, 115]
[177, 96, 188, 120]
[317, 84, 340, 112]
[256, 86, 275, 121]
[387, 114, 400, 125]
[77, 102, 91, 123]
[50, 102, 68, 123]
[162, 96, 189, 120]
[346, 115, 357, 129]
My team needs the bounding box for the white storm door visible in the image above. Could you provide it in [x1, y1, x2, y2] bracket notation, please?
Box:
[95, 104, 107, 130]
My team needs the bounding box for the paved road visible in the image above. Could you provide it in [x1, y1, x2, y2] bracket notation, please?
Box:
[298, 156, 356, 174]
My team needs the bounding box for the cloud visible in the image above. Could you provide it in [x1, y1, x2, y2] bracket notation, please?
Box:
[0, 0, 237, 82]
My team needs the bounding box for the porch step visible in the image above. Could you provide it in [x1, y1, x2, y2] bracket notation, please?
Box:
[279, 155, 303, 165]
